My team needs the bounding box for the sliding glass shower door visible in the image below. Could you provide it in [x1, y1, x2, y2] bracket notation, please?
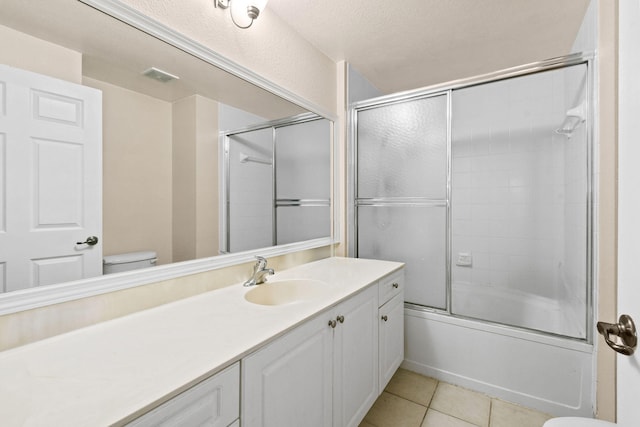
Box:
[353, 59, 591, 339]
[450, 64, 590, 339]
[355, 94, 449, 309]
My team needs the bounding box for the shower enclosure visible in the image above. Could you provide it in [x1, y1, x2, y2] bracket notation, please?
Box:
[351, 56, 592, 340]
[221, 114, 331, 253]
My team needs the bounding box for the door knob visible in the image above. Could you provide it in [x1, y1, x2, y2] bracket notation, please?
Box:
[77, 236, 99, 246]
[597, 314, 637, 356]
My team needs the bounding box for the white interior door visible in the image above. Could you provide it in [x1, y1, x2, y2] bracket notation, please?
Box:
[616, 1, 640, 425]
[0, 64, 102, 292]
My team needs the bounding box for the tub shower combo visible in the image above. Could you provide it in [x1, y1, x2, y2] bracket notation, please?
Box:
[350, 54, 594, 416]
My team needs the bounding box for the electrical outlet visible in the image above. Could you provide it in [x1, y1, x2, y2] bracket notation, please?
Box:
[456, 253, 472, 267]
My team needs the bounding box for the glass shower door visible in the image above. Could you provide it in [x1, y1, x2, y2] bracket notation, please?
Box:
[356, 94, 448, 309]
[450, 64, 589, 338]
[275, 118, 331, 245]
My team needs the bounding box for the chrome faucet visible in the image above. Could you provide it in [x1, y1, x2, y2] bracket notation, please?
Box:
[243, 256, 275, 287]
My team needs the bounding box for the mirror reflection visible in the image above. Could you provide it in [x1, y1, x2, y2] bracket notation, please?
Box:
[0, 0, 331, 294]
[223, 115, 331, 253]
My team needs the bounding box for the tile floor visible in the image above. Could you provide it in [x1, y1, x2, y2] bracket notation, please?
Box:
[360, 369, 553, 427]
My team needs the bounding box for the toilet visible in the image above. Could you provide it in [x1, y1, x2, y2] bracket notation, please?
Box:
[544, 418, 616, 426]
[103, 251, 158, 274]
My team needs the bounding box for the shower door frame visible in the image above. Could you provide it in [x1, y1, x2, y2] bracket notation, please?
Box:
[348, 52, 596, 342]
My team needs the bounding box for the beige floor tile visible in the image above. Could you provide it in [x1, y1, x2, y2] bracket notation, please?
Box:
[430, 383, 491, 427]
[422, 409, 480, 427]
[489, 399, 553, 427]
[385, 368, 438, 406]
[364, 391, 428, 427]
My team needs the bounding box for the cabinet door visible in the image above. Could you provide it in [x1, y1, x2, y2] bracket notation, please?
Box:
[333, 285, 379, 427]
[379, 292, 405, 393]
[126, 363, 239, 427]
[242, 313, 333, 427]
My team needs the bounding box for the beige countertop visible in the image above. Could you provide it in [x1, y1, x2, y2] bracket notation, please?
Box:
[0, 257, 403, 426]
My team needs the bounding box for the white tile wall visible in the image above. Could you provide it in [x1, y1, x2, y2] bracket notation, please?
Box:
[451, 65, 589, 338]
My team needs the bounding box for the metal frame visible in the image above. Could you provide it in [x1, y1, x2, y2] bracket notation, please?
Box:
[348, 52, 596, 342]
[221, 114, 332, 253]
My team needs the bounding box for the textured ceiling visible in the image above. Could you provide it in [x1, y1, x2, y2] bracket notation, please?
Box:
[267, 0, 591, 94]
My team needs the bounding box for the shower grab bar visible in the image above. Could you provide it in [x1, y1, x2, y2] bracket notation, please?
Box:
[276, 198, 331, 207]
[356, 197, 447, 207]
[239, 152, 272, 165]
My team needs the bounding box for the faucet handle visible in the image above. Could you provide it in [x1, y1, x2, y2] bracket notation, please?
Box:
[255, 256, 267, 268]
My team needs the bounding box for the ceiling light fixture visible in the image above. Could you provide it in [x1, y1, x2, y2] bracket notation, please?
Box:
[214, 0, 269, 29]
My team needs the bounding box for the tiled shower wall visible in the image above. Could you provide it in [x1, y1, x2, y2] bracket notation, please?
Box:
[451, 65, 588, 337]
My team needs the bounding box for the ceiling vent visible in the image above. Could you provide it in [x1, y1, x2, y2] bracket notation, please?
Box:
[141, 67, 179, 83]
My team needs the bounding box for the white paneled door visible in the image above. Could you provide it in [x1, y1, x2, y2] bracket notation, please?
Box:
[0, 64, 102, 292]
[617, 1, 640, 425]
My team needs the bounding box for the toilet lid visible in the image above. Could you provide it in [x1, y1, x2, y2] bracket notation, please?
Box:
[544, 417, 616, 427]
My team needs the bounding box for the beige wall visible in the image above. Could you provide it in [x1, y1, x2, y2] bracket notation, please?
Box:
[118, 0, 337, 116]
[195, 96, 219, 259]
[172, 96, 197, 262]
[172, 95, 219, 262]
[84, 77, 174, 265]
[334, 61, 349, 257]
[596, 0, 618, 422]
[0, 24, 82, 84]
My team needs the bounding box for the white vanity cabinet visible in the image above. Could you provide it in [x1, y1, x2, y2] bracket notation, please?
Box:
[126, 362, 240, 427]
[378, 271, 405, 393]
[332, 284, 379, 427]
[242, 284, 378, 427]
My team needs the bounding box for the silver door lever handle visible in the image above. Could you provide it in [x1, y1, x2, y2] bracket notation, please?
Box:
[77, 236, 99, 246]
[597, 314, 637, 356]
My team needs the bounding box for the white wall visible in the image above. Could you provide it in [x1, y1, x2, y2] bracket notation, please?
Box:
[348, 64, 383, 104]
[571, 0, 597, 54]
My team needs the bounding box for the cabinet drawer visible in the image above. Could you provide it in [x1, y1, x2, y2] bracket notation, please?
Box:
[378, 270, 404, 307]
[127, 362, 240, 427]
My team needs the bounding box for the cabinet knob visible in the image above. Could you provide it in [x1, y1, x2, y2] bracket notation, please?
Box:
[336, 315, 345, 324]
[328, 319, 337, 328]
[381, 315, 388, 322]
[392, 283, 399, 289]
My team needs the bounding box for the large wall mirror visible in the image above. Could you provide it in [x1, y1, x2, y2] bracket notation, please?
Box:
[0, 0, 334, 311]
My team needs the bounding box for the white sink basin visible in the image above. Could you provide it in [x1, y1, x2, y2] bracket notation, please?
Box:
[244, 279, 328, 306]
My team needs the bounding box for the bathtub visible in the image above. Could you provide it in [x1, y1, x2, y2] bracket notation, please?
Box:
[402, 304, 594, 417]
[450, 281, 586, 339]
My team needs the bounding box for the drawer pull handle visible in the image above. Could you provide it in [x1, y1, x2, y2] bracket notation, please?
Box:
[392, 283, 399, 289]
[381, 315, 388, 322]
[328, 319, 337, 328]
[336, 315, 345, 323]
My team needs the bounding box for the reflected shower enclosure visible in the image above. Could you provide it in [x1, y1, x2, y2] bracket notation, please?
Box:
[222, 115, 331, 253]
[353, 61, 591, 340]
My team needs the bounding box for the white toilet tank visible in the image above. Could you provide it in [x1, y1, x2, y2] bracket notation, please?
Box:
[103, 251, 157, 274]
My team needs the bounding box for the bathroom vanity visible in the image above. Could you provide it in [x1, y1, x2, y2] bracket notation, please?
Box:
[0, 257, 404, 427]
